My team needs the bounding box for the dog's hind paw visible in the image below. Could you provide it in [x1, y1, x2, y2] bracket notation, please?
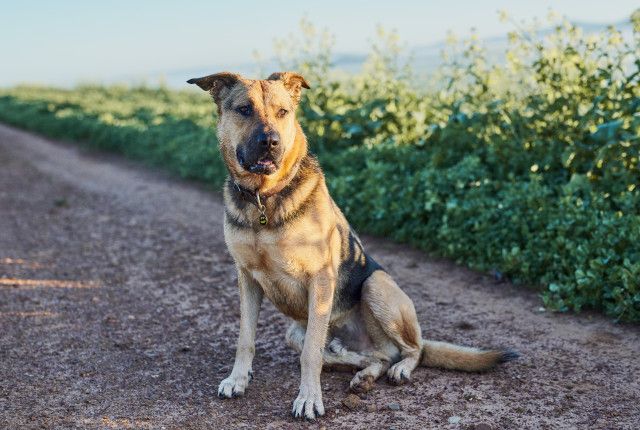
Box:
[350, 372, 375, 393]
[387, 361, 413, 385]
[218, 372, 251, 398]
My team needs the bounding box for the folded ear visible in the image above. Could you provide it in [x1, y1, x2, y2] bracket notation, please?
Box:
[187, 72, 242, 105]
[267, 72, 310, 104]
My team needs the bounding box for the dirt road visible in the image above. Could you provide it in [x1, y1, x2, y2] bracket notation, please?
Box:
[0, 123, 638, 429]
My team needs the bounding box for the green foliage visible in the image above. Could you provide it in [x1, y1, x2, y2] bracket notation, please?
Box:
[1, 11, 639, 321]
[0, 86, 225, 184]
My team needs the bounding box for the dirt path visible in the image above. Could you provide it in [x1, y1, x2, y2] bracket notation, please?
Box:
[0, 124, 638, 430]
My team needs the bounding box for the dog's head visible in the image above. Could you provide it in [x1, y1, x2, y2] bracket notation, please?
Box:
[188, 72, 309, 187]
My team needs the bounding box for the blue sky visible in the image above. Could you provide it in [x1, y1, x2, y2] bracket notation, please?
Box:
[0, 0, 637, 86]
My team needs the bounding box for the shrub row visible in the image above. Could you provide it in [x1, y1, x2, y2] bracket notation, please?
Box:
[1, 12, 638, 320]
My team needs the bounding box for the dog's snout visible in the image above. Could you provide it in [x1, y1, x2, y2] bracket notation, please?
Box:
[258, 130, 280, 148]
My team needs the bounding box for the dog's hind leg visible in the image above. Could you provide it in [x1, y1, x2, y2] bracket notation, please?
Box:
[286, 322, 370, 369]
[361, 270, 423, 385]
[285, 322, 306, 353]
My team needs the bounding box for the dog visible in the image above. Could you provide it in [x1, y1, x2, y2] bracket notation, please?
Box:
[188, 71, 517, 420]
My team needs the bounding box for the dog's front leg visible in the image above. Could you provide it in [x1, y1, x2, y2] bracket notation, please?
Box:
[292, 268, 335, 420]
[218, 269, 263, 398]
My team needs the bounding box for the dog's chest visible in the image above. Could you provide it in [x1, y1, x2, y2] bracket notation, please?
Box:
[225, 227, 329, 320]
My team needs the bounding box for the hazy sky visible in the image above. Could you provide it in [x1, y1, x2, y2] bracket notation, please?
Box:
[1, 0, 637, 86]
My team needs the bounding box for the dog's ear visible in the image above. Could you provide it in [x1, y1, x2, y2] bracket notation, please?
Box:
[267, 72, 310, 104]
[187, 72, 242, 105]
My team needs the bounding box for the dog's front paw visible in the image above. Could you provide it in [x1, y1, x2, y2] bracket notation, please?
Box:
[292, 385, 324, 420]
[218, 371, 252, 398]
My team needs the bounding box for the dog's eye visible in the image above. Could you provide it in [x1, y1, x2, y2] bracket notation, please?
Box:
[236, 105, 252, 117]
[277, 108, 288, 118]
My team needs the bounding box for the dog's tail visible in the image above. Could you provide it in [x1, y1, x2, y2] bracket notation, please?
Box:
[421, 340, 518, 372]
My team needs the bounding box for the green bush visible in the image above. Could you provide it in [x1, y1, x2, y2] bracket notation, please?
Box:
[1, 12, 638, 321]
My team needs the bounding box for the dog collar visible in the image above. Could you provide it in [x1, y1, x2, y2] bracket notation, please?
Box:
[233, 182, 268, 225]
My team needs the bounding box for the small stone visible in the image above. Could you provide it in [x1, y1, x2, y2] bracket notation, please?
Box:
[448, 416, 461, 424]
[342, 394, 362, 410]
[366, 403, 377, 412]
[456, 321, 475, 330]
[492, 269, 504, 282]
[53, 198, 68, 208]
[387, 402, 401, 411]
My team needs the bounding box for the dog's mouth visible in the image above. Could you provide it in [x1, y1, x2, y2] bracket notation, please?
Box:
[247, 155, 277, 175]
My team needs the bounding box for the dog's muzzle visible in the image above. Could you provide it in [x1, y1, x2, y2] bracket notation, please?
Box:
[237, 130, 282, 175]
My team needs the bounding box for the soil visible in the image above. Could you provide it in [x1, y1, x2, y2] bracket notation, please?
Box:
[0, 124, 638, 429]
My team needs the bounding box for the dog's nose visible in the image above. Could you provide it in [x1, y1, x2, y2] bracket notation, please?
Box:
[258, 131, 280, 148]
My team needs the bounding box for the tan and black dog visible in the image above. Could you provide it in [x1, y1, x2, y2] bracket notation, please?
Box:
[188, 71, 517, 420]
